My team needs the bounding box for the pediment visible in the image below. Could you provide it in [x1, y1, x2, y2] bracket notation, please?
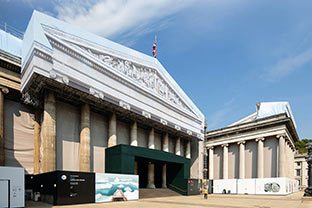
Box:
[41, 25, 202, 121]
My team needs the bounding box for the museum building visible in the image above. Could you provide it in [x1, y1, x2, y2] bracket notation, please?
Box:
[0, 10, 205, 194]
[205, 102, 299, 180]
[294, 153, 308, 190]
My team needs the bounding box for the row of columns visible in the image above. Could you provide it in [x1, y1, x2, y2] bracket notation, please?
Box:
[131, 125, 191, 159]
[0, 87, 9, 166]
[145, 162, 167, 188]
[35, 90, 191, 174]
[146, 131, 191, 188]
[208, 135, 288, 179]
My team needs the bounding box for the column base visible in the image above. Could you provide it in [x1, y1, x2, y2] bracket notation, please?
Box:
[146, 183, 156, 189]
[161, 184, 167, 188]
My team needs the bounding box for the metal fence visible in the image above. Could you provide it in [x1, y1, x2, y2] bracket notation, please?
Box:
[0, 20, 24, 39]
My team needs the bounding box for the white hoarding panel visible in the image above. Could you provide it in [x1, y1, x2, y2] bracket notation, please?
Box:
[0, 180, 9, 207]
[95, 173, 139, 203]
[213, 178, 298, 195]
[0, 167, 24, 207]
[213, 179, 237, 194]
[255, 178, 287, 195]
[237, 179, 256, 194]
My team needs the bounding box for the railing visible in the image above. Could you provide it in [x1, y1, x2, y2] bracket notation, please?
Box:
[167, 183, 187, 195]
[0, 20, 24, 39]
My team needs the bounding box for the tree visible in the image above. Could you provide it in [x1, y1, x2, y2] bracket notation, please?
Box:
[295, 139, 312, 154]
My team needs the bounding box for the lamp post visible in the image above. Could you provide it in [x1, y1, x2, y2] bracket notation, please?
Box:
[203, 121, 208, 180]
[304, 142, 312, 196]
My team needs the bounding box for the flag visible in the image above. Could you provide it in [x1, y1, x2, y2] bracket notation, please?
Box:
[152, 39, 156, 58]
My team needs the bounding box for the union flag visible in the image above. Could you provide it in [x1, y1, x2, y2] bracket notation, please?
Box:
[152, 40, 156, 58]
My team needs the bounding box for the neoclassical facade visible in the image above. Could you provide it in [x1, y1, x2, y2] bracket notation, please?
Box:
[294, 153, 308, 189]
[0, 11, 205, 192]
[205, 102, 299, 180]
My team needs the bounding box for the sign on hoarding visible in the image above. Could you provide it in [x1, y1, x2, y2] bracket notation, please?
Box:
[95, 173, 139, 203]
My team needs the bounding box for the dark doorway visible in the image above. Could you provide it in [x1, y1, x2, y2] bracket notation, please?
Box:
[154, 162, 163, 188]
[136, 157, 148, 188]
[136, 157, 165, 188]
[167, 162, 184, 186]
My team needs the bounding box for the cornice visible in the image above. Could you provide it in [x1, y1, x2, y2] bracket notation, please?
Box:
[206, 114, 292, 138]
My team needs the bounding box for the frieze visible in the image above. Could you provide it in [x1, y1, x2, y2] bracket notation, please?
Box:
[44, 25, 191, 113]
[74, 45, 190, 112]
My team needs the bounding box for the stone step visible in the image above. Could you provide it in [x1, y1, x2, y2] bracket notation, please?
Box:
[139, 188, 181, 199]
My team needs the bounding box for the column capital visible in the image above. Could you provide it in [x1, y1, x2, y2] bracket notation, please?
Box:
[276, 134, 286, 139]
[256, 137, 265, 142]
[0, 86, 9, 94]
[221, 143, 229, 148]
[207, 146, 214, 150]
[237, 140, 246, 145]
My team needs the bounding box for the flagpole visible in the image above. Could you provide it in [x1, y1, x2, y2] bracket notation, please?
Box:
[152, 35, 157, 58]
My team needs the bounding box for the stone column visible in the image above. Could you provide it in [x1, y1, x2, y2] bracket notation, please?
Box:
[208, 146, 214, 180]
[33, 110, 41, 174]
[80, 103, 91, 172]
[162, 132, 169, 152]
[108, 112, 117, 147]
[277, 134, 286, 177]
[238, 141, 245, 179]
[42, 90, 56, 172]
[285, 141, 290, 178]
[147, 162, 156, 188]
[186, 140, 191, 159]
[222, 143, 229, 179]
[134, 161, 138, 175]
[0, 87, 8, 166]
[162, 164, 167, 188]
[130, 121, 138, 146]
[175, 137, 181, 156]
[256, 138, 265, 178]
[148, 128, 155, 149]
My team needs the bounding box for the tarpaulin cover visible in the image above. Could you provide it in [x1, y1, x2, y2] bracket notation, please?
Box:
[4, 99, 34, 174]
[256, 102, 295, 128]
[0, 29, 22, 58]
[229, 102, 296, 128]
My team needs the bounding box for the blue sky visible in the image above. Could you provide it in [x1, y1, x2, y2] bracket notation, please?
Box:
[1, 0, 311, 139]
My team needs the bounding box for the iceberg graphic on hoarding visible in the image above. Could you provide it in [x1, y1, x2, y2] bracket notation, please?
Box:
[95, 173, 139, 203]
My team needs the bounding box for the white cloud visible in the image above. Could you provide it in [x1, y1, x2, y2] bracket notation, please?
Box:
[262, 48, 312, 82]
[55, 0, 194, 39]
[207, 97, 236, 130]
[207, 107, 231, 130]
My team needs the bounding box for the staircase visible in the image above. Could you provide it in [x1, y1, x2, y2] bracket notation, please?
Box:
[139, 188, 181, 199]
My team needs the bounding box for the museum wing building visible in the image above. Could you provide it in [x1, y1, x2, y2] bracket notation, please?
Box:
[205, 102, 299, 180]
[1, 11, 205, 191]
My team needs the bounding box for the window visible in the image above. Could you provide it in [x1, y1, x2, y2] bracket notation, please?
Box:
[296, 169, 301, 176]
[297, 162, 300, 166]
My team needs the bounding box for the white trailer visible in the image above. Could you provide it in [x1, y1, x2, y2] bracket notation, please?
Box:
[0, 167, 24, 207]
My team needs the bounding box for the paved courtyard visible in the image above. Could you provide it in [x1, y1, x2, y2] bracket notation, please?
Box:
[26, 191, 312, 208]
